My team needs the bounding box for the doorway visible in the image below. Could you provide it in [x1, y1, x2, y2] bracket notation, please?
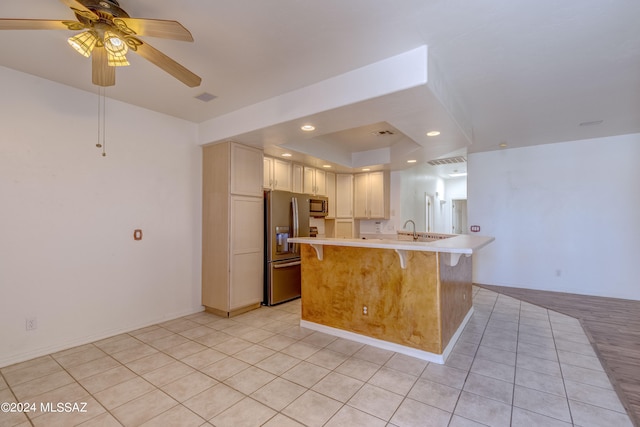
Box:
[425, 194, 434, 232]
[452, 199, 468, 234]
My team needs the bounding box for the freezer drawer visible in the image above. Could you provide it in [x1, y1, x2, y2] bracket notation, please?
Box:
[267, 259, 301, 305]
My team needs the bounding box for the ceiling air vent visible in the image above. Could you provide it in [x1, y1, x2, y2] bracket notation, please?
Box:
[195, 92, 217, 102]
[372, 130, 395, 136]
[427, 156, 466, 166]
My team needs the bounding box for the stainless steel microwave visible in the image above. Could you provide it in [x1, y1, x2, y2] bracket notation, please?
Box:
[309, 196, 328, 217]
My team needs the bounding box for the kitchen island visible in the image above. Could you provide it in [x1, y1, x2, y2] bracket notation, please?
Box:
[287, 235, 494, 363]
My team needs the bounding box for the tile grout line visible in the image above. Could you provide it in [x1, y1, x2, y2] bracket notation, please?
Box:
[447, 287, 496, 426]
[378, 355, 428, 426]
[508, 296, 521, 427]
[552, 311, 577, 427]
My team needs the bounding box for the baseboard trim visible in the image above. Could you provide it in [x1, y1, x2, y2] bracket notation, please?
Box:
[0, 305, 205, 369]
[300, 307, 473, 364]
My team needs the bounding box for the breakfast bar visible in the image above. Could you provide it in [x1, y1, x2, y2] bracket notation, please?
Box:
[288, 234, 494, 363]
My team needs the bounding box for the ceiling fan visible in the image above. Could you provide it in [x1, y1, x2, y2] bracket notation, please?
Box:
[0, 0, 201, 87]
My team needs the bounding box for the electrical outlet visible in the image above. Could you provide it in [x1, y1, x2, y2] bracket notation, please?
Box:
[25, 317, 37, 331]
[362, 306, 368, 315]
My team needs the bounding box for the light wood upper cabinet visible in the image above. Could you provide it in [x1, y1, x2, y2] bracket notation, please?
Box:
[315, 169, 326, 195]
[263, 157, 273, 189]
[292, 164, 304, 193]
[273, 159, 292, 191]
[368, 171, 386, 218]
[353, 173, 368, 218]
[325, 172, 336, 218]
[353, 171, 390, 219]
[304, 167, 327, 195]
[231, 143, 263, 197]
[336, 174, 353, 218]
[263, 156, 292, 191]
[303, 167, 315, 194]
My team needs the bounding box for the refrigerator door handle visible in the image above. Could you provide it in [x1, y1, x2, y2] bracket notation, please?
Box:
[291, 197, 299, 254]
[273, 260, 301, 269]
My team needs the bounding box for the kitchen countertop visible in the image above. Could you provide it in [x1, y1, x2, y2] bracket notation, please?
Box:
[288, 234, 495, 255]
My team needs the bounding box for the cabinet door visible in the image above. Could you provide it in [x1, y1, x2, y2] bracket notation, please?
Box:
[273, 159, 292, 191]
[335, 220, 354, 238]
[336, 174, 353, 218]
[303, 167, 315, 194]
[263, 157, 273, 189]
[231, 143, 263, 197]
[315, 169, 326, 196]
[353, 173, 369, 218]
[230, 196, 264, 310]
[325, 172, 336, 218]
[368, 171, 386, 218]
[292, 164, 304, 193]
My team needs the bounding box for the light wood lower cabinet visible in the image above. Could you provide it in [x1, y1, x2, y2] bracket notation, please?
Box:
[335, 219, 354, 238]
[230, 196, 264, 310]
[203, 142, 264, 317]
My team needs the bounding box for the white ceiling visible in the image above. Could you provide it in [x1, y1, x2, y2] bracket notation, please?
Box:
[1, 0, 639, 174]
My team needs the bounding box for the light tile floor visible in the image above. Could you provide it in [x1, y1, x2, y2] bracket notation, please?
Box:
[0, 287, 634, 427]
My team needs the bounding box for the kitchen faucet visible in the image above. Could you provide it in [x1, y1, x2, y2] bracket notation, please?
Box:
[403, 219, 418, 241]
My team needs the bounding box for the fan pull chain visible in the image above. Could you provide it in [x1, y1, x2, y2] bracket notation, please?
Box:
[96, 87, 107, 157]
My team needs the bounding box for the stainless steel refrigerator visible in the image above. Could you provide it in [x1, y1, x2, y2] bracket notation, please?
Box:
[264, 190, 310, 305]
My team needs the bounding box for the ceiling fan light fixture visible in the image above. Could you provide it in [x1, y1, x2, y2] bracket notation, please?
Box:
[68, 31, 98, 57]
[104, 31, 129, 66]
[106, 49, 130, 66]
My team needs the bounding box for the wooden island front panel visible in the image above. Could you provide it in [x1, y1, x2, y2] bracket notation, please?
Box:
[300, 243, 472, 355]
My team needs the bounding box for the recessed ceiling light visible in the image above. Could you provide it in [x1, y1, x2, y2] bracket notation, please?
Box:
[499, 143, 508, 148]
[301, 124, 315, 132]
[362, 168, 371, 172]
[426, 131, 441, 137]
[322, 164, 332, 168]
[407, 159, 417, 163]
[281, 153, 292, 157]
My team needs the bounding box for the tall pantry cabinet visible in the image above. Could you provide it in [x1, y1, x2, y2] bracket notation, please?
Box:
[202, 142, 264, 317]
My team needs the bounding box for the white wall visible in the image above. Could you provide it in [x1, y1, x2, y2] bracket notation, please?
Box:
[468, 133, 640, 300]
[0, 67, 203, 367]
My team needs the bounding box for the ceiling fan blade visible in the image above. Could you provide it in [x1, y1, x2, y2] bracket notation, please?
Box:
[92, 45, 115, 87]
[132, 39, 201, 87]
[0, 19, 81, 30]
[59, 0, 99, 21]
[114, 18, 193, 41]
